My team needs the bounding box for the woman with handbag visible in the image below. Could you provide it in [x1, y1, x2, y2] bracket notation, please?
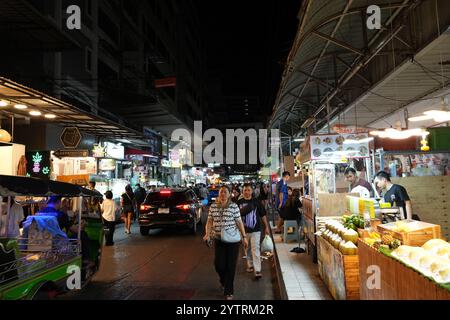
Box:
[121, 185, 136, 234]
[203, 185, 248, 300]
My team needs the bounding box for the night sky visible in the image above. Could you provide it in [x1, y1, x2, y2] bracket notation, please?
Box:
[198, 1, 301, 125]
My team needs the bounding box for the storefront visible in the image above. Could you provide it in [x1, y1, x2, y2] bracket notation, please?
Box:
[125, 147, 161, 187]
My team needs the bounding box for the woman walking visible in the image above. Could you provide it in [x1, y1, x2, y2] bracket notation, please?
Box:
[101, 191, 117, 246]
[121, 185, 136, 234]
[203, 185, 248, 300]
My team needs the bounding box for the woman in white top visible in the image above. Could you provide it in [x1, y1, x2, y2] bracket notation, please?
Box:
[203, 185, 248, 300]
[101, 191, 116, 246]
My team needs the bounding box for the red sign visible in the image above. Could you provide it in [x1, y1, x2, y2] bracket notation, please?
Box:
[332, 125, 369, 134]
[154, 77, 177, 88]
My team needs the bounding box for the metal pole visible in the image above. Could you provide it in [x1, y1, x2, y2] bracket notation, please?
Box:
[5, 196, 11, 237]
[78, 196, 82, 242]
[11, 115, 14, 142]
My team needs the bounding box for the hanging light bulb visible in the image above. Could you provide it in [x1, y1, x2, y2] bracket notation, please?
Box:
[420, 133, 430, 151]
[409, 98, 450, 122]
[0, 127, 12, 143]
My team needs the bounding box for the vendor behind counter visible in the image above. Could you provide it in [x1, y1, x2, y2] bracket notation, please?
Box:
[375, 171, 413, 220]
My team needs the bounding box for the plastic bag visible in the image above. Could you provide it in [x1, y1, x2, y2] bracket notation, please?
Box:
[261, 235, 274, 253]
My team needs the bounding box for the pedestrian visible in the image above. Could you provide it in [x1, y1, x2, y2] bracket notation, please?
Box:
[275, 171, 290, 233]
[259, 183, 269, 211]
[121, 185, 136, 234]
[134, 184, 146, 222]
[283, 189, 305, 253]
[236, 184, 270, 279]
[203, 185, 248, 300]
[101, 191, 116, 246]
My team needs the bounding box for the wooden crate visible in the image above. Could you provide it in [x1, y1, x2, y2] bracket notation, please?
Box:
[377, 221, 441, 246]
[317, 235, 360, 300]
[358, 240, 450, 300]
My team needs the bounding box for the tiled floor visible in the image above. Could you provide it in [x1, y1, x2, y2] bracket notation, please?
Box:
[273, 233, 333, 300]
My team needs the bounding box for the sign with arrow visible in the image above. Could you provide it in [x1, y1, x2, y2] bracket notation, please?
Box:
[53, 150, 89, 159]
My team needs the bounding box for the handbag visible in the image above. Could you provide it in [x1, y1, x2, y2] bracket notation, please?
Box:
[220, 208, 241, 243]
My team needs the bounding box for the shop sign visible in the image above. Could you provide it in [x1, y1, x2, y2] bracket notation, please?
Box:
[154, 77, 177, 88]
[26, 151, 51, 179]
[60, 127, 82, 149]
[92, 144, 106, 158]
[99, 159, 116, 171]
[310, 134, 370, 161]
[332, 125, 369, 134]
[104, 142, 124, 160]
[53, 150, 89, 159]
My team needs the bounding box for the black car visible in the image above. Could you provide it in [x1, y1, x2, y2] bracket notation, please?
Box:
[138, 188, 203, 235]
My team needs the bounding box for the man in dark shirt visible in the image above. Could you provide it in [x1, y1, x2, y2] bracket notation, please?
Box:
[344, 167, 373, 197]
[375, 171, 412, 220]
[237, 183, 270, 279]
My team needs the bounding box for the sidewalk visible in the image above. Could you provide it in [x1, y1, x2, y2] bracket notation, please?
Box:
[273, 233, 332, 300]
[267, 208, 332, 300]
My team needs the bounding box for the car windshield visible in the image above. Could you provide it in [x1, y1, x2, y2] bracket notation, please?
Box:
[144, 192, 187, 206]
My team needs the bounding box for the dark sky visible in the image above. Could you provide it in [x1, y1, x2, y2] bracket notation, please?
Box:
[198, 1, 301, 124]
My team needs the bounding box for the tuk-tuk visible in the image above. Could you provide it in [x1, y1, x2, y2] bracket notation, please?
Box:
[0, 175, 103, 300]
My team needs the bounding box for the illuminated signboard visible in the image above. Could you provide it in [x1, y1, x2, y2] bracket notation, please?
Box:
[26, 151, 51, 179]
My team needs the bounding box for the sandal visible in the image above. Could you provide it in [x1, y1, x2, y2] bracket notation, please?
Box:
[246, 267, 254, 273]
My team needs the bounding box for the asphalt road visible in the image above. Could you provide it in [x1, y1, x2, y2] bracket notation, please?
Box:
[63, 223, 278, 300]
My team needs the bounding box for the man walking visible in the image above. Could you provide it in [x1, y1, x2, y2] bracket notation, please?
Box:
[274, 171, 290, 233]
[236, 183, 270, 279]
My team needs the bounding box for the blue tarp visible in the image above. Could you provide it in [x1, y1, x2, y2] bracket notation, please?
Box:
[22, 215, 68, 239]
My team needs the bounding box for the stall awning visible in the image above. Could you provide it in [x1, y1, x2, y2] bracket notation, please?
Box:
[0, 76, 145, 140]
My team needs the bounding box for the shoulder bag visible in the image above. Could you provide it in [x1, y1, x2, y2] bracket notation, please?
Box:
[220, 207, 241, 243]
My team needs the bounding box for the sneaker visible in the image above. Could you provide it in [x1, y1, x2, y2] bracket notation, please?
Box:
[255, 271, 262, 279]
[225, 295, 233, 300]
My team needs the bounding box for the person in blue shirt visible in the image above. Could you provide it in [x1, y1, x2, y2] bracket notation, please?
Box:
[274, 171, 290, 233]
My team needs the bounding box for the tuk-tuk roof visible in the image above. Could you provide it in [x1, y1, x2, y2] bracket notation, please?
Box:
[0, 175, 102, 197]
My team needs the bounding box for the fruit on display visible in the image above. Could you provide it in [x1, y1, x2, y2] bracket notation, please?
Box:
[391, 239, 450, 284]
[339, 241, 358, 255]
[381, 233, 395, 245]
[321, 218, 359, 255]
[342, 229, 359, 244]
[342, 214, 364, 230]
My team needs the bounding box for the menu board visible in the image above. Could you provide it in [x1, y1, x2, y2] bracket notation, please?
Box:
[310, 134, 370, 160]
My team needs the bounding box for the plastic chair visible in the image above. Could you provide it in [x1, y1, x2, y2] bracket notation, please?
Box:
[283, 220, 298, 243]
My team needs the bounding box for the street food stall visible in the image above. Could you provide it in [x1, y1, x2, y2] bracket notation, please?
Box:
[298, 133, 372, 262]
[0, 175, 102, 300]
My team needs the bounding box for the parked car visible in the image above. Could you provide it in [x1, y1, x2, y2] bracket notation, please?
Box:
[207, 186, 219, 205]
[138, 188, 202, 235]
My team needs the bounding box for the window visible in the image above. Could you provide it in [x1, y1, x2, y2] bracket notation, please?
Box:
[85, 47, 93, 73]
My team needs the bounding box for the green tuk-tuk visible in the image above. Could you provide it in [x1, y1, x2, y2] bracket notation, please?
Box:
[0, 175, 103, 300]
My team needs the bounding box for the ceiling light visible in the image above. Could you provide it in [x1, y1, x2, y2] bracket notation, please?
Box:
[343, 137, 374, 144]
[45, 114, 56, 119]
[29, 110, 42, 116]
[0, 100, 8, 107]
[409, 97, 450, 123]
[294, 138, 305, 142]
[14, 104, 27, 110]
[370, 127, 429, 140]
